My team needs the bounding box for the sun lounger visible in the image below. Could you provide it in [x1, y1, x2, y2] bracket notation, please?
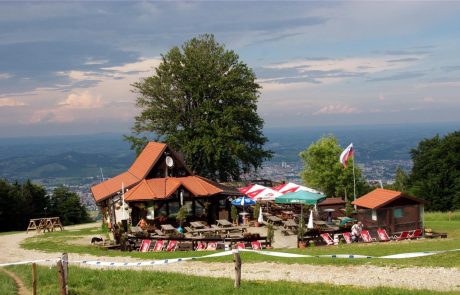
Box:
[195, 241, 206, 251]
[206, 242, 217, 251]
[153, 240, 165, 251]
[236, 242, 246, 250]
[409, 229, 423, 239]
[139, 239, 151, 252]
[393, 231, 409, 241]
[251, 241, 262, 250]
[166, 240, 178, 252]
[320, 233, 335, 245]
[360, 230, 375, 242]
[342, 232, 352, 244]
[377, 229, 392, 242]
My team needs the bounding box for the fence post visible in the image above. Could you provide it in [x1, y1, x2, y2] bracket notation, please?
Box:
[62, 253, 68, 295]
[232, 247, 241, 289]
[32, 263, 37, 295]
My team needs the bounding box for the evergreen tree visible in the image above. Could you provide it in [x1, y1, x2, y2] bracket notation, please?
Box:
[126, 34, 272, 181]
[49, 187, 89, 225]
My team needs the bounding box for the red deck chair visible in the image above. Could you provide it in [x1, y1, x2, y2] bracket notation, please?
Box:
[342, 232, 352, 244]
[153, 240, 165, 251]
[236, 242, 246, 250]
[320, 233, 335, 245]
[139, 240, 151, 252]
[409, 229, 423, 239]
[251, 241, 262, 250]
[206, 242, 217, 251]
[377, 229, 392, 242]
[195, 241, 206, 251]
[393, 231, 410, 241]
[166, 240, 177, 252]
[360, 230, 375, 243]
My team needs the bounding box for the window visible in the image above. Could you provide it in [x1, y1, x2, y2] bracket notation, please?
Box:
[394, 208, 403, 218]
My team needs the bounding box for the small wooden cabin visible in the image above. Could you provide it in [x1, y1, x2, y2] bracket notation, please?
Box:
[352, 188, 425, 235]
[317, 197, 346, 220]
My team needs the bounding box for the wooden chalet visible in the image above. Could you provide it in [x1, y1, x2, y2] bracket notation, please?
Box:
[352, 188, 426, 235]
[91, 142, 242, 228]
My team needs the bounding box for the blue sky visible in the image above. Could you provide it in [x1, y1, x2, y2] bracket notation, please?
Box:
[0, 1, 459, 137]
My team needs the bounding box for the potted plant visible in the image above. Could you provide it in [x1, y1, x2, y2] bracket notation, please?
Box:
[297, 216, 306, 248]
[176, 205, 187, 227]
[253, 203, 261, 227]
[231, 205, 238, 225]
[266, 223, 275, 248]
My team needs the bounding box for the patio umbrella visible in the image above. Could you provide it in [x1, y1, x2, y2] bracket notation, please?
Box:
[258, 206, 264, 223]
[275, 190, 326, 228]
[339, 217, 357, 227]
[307, 209, 314, 229]
[231, 196, 256, 224]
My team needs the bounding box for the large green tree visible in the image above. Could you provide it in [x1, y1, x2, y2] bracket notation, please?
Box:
[299, 135, 369, 200]
[49, 187, 89, 226]
[126, 34, 271, 181]
[409, 131, 460, 211]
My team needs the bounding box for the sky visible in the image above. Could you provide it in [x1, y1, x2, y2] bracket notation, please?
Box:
[1, 1, 460, 137]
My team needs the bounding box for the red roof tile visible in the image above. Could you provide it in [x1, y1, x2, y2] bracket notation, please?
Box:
[128, 142, 167, 179]
[91, 171, 140, 202]
[352, 188, 423, 209]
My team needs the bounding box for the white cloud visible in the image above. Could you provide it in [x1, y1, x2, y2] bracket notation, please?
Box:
[59, 91, 103, 109]
[314, 104, 359, 115]
[102, 58, 161, 73]
[0, 98, 27, 107]
[0, 73, 13, 79]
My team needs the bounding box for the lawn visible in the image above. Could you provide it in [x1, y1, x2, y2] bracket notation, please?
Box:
[5, 264, 459, 295]
[0, 270, 17, 295]
[20, 213, 460, 268]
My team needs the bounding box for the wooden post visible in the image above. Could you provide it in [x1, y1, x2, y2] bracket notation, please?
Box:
[232, 248, 241, 289]
[32, 263, 37, 295]
[62, 253, 68, 295]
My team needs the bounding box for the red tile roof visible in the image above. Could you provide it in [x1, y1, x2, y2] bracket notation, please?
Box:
[352, 188, 423, 209]
[91, 171, 140, 203]
[124, 176, 225, 201]
[128, 142, 167, 179]
[318, 197, 345, 206]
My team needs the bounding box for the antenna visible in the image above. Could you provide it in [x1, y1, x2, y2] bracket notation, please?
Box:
[100, 168, 105, 182]
[379, 180, 383, 189]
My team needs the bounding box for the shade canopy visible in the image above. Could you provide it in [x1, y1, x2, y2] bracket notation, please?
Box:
[272, 182, 323, 195]
[231, 196, 256, 206]
[239, 184, 281, 201]
[275, 190, 326, 205]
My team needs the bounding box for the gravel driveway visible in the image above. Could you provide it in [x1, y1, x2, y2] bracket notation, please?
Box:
[1, 223, 460, 292]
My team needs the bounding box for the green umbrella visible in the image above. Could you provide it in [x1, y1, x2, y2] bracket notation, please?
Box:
[339, 217, 357, 227]
[275, 190, 326, 205]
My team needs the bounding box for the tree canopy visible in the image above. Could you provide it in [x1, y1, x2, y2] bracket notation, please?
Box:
[126, 34, 271, 181]
[409, 131, 460, 211]
[299, 135, 369, 201]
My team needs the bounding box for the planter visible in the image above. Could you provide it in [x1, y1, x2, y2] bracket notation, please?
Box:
[298, 241, 307, 248]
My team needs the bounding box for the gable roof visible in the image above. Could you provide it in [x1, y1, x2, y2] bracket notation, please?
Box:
[91, 171, 140, 203]
[123, 176, 233, 201]
[318, 197, 346, 206]
[352, 188, 424, 209]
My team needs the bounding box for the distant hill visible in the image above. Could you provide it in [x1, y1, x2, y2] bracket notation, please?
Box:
[0, 122, 458, 182]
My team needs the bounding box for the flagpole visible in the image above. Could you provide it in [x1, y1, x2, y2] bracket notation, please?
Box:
[352, 152, 357, 210]
[122, 182, 126, 220]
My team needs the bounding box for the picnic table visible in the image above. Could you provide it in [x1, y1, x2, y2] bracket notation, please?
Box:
[216, 219, 232, 227]
[281, 210, 294, 220]
[27, 217, 64, 233]
[190, 221, 206, 229]
[161, 224, 177, 234]
[266, 215, 283, 225]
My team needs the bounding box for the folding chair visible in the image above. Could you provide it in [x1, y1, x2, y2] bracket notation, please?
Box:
[139, 239, 151, 252]
[320, 233, 335, 245]
[251, 241, 262, 250]
[236, 242, 246, 250]
[409, 229, 423, 239]
[377, 229, 392, 242]
[393, 231, 410, 241]
[152, 240, 165, 251]
[195, 241, 206, 251]
[360, 230, 375, 243]
[342, 232, 352, 244]
[206, 242, 217, 251]
[166, 240, 178, 252]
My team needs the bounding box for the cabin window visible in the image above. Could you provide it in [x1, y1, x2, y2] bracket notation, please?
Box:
[394, 208, 403, 218]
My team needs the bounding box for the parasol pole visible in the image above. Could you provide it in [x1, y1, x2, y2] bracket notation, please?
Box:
[352, 150, 357, 210]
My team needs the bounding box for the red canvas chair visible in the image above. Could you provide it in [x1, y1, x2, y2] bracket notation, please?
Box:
[206, 242, 217, 251]
[195, 241, 206, 251]
[393, 231, 410, 241]
[320, 233, 335, 245]
[139, 240, 151, 252]
[251, 241, 262, 250]
[153, 240, 165, 251]
[342, 232, 352, 244]
[360, 230, 375, 243]
[236, 242, 246, 250]
[409, 229, 423, 239]
[166, 240, 177, 252]
[377, 229, 392, 242]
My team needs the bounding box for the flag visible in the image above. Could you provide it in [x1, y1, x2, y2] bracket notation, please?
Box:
[339, 143, 354, 168]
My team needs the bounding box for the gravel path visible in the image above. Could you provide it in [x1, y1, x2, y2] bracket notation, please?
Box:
[1, 223, 460, 292]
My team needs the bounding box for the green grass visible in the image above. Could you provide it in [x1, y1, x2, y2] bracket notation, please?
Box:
[5, 264, 458, 295]
[0, 270, 17, 295]
[21, 218, 460, 268]
[425, 210, 460, 221]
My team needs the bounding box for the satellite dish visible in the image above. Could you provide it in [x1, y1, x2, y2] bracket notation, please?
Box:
[165, 156, 174, 168]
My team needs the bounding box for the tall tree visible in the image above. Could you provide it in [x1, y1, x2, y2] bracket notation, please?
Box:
[126, 34, 271, 181]
[409, 131, 460, 211]
[299, 135, 369, 200]
[49, 187, 89, 226]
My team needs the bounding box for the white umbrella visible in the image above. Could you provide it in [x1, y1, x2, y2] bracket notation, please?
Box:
[307, 209, 314, 229]
[258, 206, 264, 223]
